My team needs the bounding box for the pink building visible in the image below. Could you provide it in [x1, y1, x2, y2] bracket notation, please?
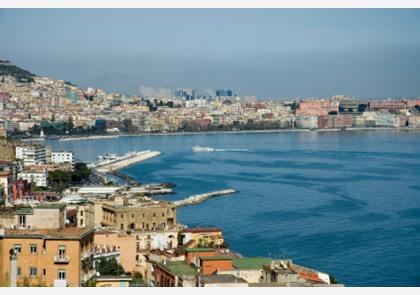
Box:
[368, 101, 406, 110]
[296, 100, 338, 116]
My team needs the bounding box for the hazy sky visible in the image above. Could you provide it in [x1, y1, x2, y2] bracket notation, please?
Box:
[0, 9, 419, 99]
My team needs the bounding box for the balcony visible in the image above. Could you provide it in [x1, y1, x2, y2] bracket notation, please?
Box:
[54, 255, 70, 264]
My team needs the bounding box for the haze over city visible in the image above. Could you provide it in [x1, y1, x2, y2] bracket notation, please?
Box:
[1, 8, 419, 99]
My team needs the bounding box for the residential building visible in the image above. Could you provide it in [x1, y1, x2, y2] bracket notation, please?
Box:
[15, 144, 47, 167]
[152, 261, 198, 287]
[0, 203, 66, 229]
[94, 231, 137, 274]
[92, 275, 132, 287]
[0, 227, 95, 287]
[181, 227, 224, 248]
[51, 151, 74, 165]
[17, 170, 48, 187]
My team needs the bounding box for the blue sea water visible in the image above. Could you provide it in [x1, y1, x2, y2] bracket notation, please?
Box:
[48, 130, 420, 286]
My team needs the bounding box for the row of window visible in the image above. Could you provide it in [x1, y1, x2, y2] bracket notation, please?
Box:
[119, 211, 169, 219]
[14, 244, 66, 256]
[17, 267, 66, 279]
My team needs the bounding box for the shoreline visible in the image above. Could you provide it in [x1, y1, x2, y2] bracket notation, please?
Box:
[43, 127, 420, 142]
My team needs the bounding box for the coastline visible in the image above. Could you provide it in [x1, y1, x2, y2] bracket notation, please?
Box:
[47, 127, 420, 142]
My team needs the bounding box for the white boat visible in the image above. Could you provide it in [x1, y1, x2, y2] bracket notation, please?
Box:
[192, 146, 215, 152]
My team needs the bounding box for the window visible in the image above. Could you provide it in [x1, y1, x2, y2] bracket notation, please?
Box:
[120, 224, 124, 230]
[14, 244, 22, 254]
[29, 244, 37, 254]
[142, 213, 145, 218]
[42, 269, 46, 277]
[80, 211, 83, 216]
[162, 212, 165, 217]
[58, 245, 66, 258]
[120, 214, 124, 218]
[17, 267, 22, 278]
[58, 270, 66, 280]
[153, 213, 156, 217]
[29, 267, 37, 277]
[80, 219, 84, 226]
[18, 215, 26, 227]
[131, 214, 134, 219]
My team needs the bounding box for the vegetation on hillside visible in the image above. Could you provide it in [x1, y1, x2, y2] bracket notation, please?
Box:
[0, 60, 35, 83]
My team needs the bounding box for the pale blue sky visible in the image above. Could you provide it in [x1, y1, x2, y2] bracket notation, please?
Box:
[0, 9, 419, 99]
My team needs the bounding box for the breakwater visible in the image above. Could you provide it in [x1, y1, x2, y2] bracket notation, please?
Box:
[173, 189, 236, 207]
[93, 150, 161, 173]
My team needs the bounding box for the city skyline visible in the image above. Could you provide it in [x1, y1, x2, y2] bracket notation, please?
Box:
[0, 9, 419, 99]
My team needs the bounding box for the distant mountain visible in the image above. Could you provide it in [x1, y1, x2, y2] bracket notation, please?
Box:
[0, 59, 36, 83]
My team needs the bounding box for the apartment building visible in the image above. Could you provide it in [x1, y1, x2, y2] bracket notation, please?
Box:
[101, 201, 177, 231]
[51, 151, 74, 165]
[0, 203, 66, 229]
[0, 227, 95, 287]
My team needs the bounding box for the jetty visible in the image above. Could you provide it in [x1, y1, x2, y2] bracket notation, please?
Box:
[92, 150, 161, 173]
[173, 189, 236, 207]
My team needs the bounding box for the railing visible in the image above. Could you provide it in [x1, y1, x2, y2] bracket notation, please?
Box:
[54, 255, 70, 264]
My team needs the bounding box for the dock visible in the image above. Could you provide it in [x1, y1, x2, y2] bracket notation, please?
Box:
[93, 150, 161, 173]
[173, 189, 236, 207]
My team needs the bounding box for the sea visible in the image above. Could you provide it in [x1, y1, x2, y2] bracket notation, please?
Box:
[47, 129, 420, 287]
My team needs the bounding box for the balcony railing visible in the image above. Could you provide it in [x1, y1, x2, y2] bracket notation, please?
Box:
[54, 255, 70, 264]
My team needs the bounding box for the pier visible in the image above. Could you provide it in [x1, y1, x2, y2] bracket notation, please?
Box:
[92, 150, 161, 173]
[173, 189, 236, 207]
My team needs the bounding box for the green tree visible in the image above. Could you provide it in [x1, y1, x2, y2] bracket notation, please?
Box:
[97, 257, 125, 276]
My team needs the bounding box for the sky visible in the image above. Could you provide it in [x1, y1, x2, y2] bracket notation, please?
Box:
[0, 9, 419, 99]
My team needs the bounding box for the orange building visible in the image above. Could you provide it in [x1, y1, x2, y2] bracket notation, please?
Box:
[185, 248, 216, 265]
[199, 256, 233, 275]
[94, 231, 137, 274]
[0, 227, 95, 287]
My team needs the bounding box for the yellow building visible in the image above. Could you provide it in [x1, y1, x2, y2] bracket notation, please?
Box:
[101, 201, 177, 231]
[181, 227, 224, 248]
[0, 227, 95, 287]
[93, 275, 132, 287]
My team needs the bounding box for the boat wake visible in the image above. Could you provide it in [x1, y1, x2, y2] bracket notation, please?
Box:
[214, 148, 249, 152]
[192, 145, 249, 153]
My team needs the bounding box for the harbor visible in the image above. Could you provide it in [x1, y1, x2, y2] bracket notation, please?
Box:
[89, 150, 161, 173]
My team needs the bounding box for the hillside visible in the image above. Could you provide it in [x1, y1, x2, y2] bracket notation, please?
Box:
[0, 59, 36, 83]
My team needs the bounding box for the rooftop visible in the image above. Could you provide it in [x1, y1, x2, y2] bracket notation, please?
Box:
[36, 202, 66, 210]
[3, 227, 94, 240]
[201, 274, 248, 284]
[185, 248, 215, 253]
[160, 261, 198, 276]
[183, 227, 221, 233]
[200, 255, 232, 261]
[232, 257, 272, 270]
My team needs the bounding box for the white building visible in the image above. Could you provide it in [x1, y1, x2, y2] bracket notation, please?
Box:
[17, 171, 48, 187]
[51, 151, 74, 165]
[15, 144, 47, 166]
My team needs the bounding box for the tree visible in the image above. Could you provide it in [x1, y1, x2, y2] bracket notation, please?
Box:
[97, 257, 125, 276]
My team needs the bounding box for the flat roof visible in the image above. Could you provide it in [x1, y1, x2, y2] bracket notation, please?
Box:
[4, 227, 94, 240]
[185, 248, 215, 253]
[94, 276, 132, 282]
[200, 256, 232, 261]
[201, 274, 247, 284]
[183, 227, 221, 233]
[232, 257, 272, 270]
[159, 261, 198, 276]
[36, 203, 66, 210]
